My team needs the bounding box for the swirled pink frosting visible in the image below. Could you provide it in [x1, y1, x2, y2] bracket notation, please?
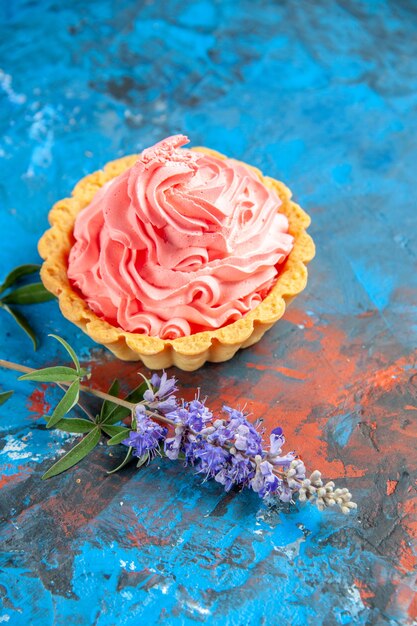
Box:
[68, 135, 294, 339]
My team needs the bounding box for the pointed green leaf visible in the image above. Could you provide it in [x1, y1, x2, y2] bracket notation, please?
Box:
[107, 447, 134, 474]
[42, 427, 101, 479]
[126, 381, 148, 403]
[98, 379, 120, 424]
[2, 304, 37, 349]
[1, 283, 55, 305]
[104, 381, 147, 425]
[0, 264, 41, 294]
[19, 366, 79, 383]
[102, 403, 130, 425]
[52, 418, 95, 433]
[136, 452, 149, 468]
[107, 429, 131, 446]
[0, 390, 14, 407]
[101, 425, 128, 438]
[48, 334, 81, 372]
[46, 379, 80, 428]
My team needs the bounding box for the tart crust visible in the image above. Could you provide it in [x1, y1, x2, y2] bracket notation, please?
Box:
[38, 147, 315, 371]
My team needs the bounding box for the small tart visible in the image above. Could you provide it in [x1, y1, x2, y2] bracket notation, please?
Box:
[38, 147, 315, 371]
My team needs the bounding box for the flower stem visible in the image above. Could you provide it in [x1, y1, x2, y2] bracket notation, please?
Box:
[0, 358, 134, 410]
[0, 358, 32, 375]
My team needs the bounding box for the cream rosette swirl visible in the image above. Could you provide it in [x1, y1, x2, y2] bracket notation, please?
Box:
[67, 135, 294, 340]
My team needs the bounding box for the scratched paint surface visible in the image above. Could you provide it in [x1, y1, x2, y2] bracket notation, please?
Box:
[1, 1, 416, 624]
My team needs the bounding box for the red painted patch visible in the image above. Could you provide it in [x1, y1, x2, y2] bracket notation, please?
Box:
[354, 578, 375, 604]
[396, 586, 417, 623]
[398, 539, 417, 574]
[0, 464, 32, 488]
[27, 384, 50, 417]
[126, 525, 171, 548]
[386, 480, 398, 496]
[408, 591, 417, 623]
[247, 362, 307, 380]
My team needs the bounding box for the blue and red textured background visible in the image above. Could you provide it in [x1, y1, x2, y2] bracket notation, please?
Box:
[1, 1, 416, 624]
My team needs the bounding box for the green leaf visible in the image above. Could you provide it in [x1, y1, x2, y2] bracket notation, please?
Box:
[107, 429, 132, 446]
[98, 379, 120, 424]
[101, 424, 128, 438]
[42, 427, 101, 479]
[0, 264, 41, 294]
[1, 283, 55, 305]
[103, 381, 147, 425]
[126, 381, 148, 403]
[0, 390, 14, 407]
[102, 404, 130, 425]
[52, 418, 95, 433]
[46, 379, 80, 428]
[136, 452, 149, 468]
[2, 304, 38, 349]
[107, 447, 134, 474]
[19, 366, 79, 383]
[48, 334, 81, 372]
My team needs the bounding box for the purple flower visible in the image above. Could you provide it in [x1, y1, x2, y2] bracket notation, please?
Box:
[123, 411, 167, 459]
[186, 399, 212, 431]
[273, 481, 294, 503]
[203, 419, 233, 446]
[166, 398, 212, 432]
[269, 450, 297, 468]
[250, 458, 279, 497]
[267, 427, 296, 468]
[222, 405, 247, 424]
[150, 371, 178, 398]
[166, 406, 189, 425]
[164, 424, 185, 460]
[214, 453, 255, 491]
[221, 406, 263, 456]
[233, 423, 262, 456]
[154, 396, 178, 414]
[183, 435, 204, 465]
[269, 427, 285, 456]
[197, 443, 229, 478]
[142, 371, 178, 414]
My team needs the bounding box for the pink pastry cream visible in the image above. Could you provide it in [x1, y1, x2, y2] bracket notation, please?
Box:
[67, 135, 294, 340]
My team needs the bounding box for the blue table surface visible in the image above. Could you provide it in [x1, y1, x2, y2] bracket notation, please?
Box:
[1, 1, 416, 624]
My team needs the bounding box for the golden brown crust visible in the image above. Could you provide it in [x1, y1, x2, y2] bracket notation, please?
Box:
[38, 147, 315, 370]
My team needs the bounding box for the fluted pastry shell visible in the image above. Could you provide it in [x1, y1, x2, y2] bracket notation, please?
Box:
[38, 147, 315, 371]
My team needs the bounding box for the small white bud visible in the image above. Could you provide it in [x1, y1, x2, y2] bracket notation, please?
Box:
[298, 490, 307, 502]
[310, 470, 322, 483]
[346, 501, 357, 509]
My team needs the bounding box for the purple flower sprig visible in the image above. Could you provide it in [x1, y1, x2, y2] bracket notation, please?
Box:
[124, 373, 357, 514]
[0, 334, 357, 509]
